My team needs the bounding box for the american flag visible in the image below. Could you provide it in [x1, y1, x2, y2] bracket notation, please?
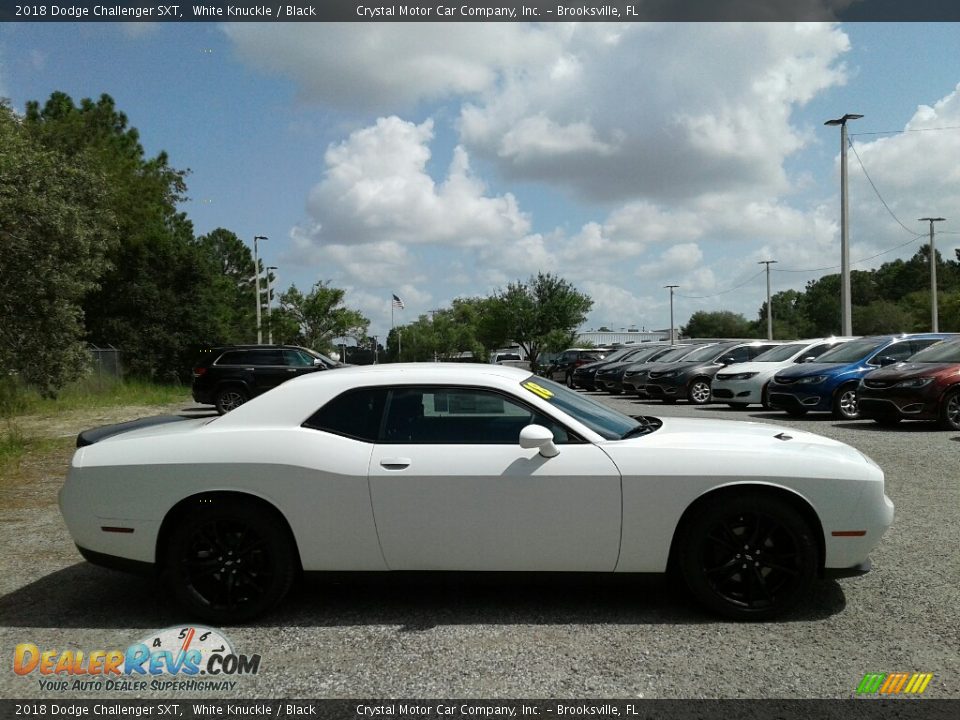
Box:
[392, 294, 405, 309]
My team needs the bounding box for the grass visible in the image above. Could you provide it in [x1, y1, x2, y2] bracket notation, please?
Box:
[0, 375, 189, 470]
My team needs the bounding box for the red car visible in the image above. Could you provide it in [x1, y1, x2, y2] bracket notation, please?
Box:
[858, 338, 960, 429]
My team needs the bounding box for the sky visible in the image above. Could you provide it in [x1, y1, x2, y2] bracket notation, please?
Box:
[3, 21, 960, 339]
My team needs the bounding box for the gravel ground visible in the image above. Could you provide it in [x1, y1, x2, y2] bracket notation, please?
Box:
[1, 393, 957, 700]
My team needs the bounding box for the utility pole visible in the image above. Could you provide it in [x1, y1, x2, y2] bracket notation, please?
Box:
[824, 113, 863, 336]
[664, 285, 678, 345]
[758, 260, 778, 340]
[918, 217, 945, 332]
[253, 235, 268, 344]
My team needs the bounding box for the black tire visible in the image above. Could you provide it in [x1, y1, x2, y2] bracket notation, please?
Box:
[832, 383, 860, 420]
[677, 493, 818, 620]
[215, 385, 248, 414]
[761, 383, 772, 410]
[565, 372, 575, 389]
[687, 378, 712, 405]
[939, 388, 960, 431]
[163, 498, 297, 623]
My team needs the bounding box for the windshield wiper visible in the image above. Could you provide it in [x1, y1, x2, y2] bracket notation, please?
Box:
[621, 415, 655, 439]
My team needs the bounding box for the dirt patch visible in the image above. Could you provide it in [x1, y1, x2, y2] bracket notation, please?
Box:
[0, 396, 209, 512]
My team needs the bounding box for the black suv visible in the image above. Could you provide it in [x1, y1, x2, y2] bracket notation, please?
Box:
[192, 345, 339, 413]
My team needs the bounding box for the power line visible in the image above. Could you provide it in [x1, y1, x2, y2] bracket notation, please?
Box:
[676, 268, 766, 299]
[850, 125, 960, 137]
[847, 138, 924, 237]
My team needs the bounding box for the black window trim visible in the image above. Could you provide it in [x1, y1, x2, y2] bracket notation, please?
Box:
[302, 383, 586, 445]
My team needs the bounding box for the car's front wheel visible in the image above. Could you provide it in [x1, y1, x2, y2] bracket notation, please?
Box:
[687, 378, 712, 405]
[215, 386, 248, 414]
[678, 494, 818, 620]
[164, 498, 297, 623]
[832, 384, 860, 420]
[939, 388, 960, 431]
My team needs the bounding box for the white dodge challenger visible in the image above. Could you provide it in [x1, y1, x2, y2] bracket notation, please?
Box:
[59, 363, 893, 622]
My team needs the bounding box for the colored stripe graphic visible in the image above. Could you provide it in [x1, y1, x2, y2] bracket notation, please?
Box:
[857, 673, 933, 695]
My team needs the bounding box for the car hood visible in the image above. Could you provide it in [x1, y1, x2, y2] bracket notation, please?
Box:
[604, 416, 875, 478]
[864, 362, 960, 381]
[716, 360, 791, 377]
[774, 361, 859, 379]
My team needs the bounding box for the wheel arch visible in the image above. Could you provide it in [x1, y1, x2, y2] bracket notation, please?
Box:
[666, 483, 826, 578]
[155, 491, 303, 573]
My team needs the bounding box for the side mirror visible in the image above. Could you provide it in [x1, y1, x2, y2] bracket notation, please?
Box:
[519, 424, 560, 458]
[800, 356, 816, 363]
[720, 356, 736, 365]
[876, 355, 899, 367]
[313, 358, 325, 367]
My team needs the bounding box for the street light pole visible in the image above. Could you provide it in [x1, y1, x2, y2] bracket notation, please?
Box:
[918, 217, 945, 332]
[758, 260, 778, 340]
[266, 266, 278, 344]
[664, 285, 678, 345]
[253, 235, 268, 344]
[825, 113, 863, 336]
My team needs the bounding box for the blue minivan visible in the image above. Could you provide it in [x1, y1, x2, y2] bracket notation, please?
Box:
[767, 333, 955, 420]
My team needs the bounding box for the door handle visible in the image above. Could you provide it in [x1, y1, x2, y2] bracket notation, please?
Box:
[379, 458, 411, 470]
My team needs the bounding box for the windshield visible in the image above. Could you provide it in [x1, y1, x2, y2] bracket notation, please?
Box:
[520, 376, 640, 440]
[752, 343, 808, 362]
[619, 345, 666, 363]
[907, 339, 960, 363]
[306, 348, 339, 367]
[600, 347, 635, 363]
[815, 339, 886, 363]
[651, 345, 700, 363]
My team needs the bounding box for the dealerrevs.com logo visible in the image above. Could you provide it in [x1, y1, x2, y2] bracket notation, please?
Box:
[13, 626, 260, 693]
[855, 673, 934, 697]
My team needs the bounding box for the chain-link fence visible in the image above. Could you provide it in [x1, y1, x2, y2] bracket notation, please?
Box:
[87, 344, 122, 378]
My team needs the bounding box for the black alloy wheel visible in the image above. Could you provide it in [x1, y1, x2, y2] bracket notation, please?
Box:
[678, 494, 818, 620]
[761, 383, 772, 410]
[215, 386, 249, 414]
[164, 499, 297, 623]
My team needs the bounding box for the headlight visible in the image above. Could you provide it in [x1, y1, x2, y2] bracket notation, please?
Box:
[659, 370, 679, 378]
[796, 375, 827, 384]
[727, 372, 758, 380]
[894, 377, 934, 388]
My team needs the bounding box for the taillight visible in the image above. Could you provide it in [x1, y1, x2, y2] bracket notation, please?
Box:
[192, 367, 207, 377]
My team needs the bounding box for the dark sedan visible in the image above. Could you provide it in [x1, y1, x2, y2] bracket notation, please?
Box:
[595, 344, 676, 394]
[858, 338, 960, 429]
[572, 346, 645, 390]
[643, 341, 779, 405]
[622, 344, 704, 396]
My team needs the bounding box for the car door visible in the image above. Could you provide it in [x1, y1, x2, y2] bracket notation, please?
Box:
[368, 386, 622, 572]
[283, 348, 324, 379]
[244, 348, 289, 393]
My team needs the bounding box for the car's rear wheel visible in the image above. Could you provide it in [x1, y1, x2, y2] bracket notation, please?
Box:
[215, 386, 248, 414]
[939, 388, 960, 431]
[832, 384, 860, 420]
[761, 383, 772, 410]
[164, 499, 297, 623]
[688, 378, 712, 405]
[565, 372, 575, 388]
[678, 494, 818, 620]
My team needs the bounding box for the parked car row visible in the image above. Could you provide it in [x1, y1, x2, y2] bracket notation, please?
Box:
[577, 333, 960, 430]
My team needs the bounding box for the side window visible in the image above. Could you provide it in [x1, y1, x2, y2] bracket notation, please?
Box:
[910, 339, 941, 355]
[303, 388, 388, 442]
[799, 343, 831, 361]
[747, 345, 774, 360]
[215, 351, 247, 365]
[247, 349, 285, 365]
[723, 346, 752, 363]
[875, 342, 913, 364]
[381, 387, 572, 445]
[284, 349, 315, 367]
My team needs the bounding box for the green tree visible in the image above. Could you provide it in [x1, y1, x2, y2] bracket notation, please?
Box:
[681, 310, 757, 339]
[486, 273, 592, 372]
[274, 282, 369, 353]
[23, 92, 214, 379]
[852, 300, 916, 335]
[0, 101, 117, 395]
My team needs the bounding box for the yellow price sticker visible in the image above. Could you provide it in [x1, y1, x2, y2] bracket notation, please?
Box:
[522, 381, 554, 399]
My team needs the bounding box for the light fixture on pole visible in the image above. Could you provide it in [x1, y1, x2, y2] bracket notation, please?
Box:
[265, 266, 278, 344]
[918, 217, 945, 332]
[253, 235, 268, 344]
[664, 285, 678, 345]
[758, 260, 778, 340]
[824, 113, 863, 336]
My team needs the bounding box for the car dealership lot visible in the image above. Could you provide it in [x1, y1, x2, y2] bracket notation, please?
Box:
[1, 395, 957, 699]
